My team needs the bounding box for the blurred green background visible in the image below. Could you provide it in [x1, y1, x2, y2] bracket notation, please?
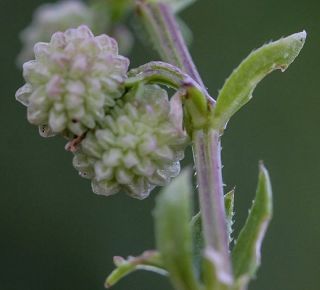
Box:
[1, 0, 319, 289]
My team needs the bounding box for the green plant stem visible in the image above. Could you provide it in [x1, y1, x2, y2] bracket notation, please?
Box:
[193, 129, 232, 284]
[136, 1, 207, 93]
[136, 1, 233, 286]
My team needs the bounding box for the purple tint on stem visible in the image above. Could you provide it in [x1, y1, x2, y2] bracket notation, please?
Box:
[193, 130, 232, 281]
[136, 0, 232, 283]
[158, 3, 205, 90]
[137, 1, 210, 98]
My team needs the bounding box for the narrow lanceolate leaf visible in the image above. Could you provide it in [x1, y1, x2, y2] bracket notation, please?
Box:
[148, 0, 196, 13]
[105, 251, 167, 288]
[224, 189, 235, 244]
[211, 31, 306, 131]
[190, 212, 203, 279]
[154, 169, 201, 290]
[231, 164, 273, 289]
[190, 190, 235, 282]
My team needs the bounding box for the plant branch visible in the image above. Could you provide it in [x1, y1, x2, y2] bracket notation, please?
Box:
[136, 1, 209, 96]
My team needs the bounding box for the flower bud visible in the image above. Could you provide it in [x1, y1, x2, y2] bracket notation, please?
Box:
[16, 25, 129, 137]
[17, 0, 108, 65]
[73, 85, 189, 199]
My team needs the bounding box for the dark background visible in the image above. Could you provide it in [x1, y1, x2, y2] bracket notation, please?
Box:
[1, 0, 319, 289]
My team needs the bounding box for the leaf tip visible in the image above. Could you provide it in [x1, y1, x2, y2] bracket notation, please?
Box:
[258, 160, 266, 172]
[225, 187, 235, 200]
[113, 256, 126, 266]
[258, 160, 269, 178]
[258, 161, 273, 216]
[104, 279, 112, 288]
[292, 30, 307, 42]
[285, 30, 307, 58]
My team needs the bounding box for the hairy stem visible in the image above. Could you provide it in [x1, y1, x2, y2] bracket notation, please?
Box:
[136, 1, 207, 93]
[136, 0, 232, 286]
[193, 129, 232, 284]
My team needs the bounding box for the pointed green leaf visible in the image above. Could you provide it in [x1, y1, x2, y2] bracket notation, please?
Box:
[232, 163, 273, 286]
[191, 189, 235, 264]
[225, 189, 235, 244]
[105, 251, 167, 288]
[190, 190, 235, 283]
[211, 31, 306, 131]
[154, 169, 201, 290]
[190, 212, 203, 279]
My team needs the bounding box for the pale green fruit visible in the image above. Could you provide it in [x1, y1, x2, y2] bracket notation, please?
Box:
[16, 25, 129, 137]
[73, 85, 189, 199]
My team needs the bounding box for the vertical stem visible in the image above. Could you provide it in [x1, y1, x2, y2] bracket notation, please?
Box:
[136, 0, 232, 286]
[193, 129, 232, 283]
[136, 1, 207, 92]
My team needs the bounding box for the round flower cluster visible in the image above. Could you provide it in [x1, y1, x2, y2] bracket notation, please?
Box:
[16, 25, 129, 137]
[16, 25, 188, 199]
[17, 0, 105, 65]
[73, 85, 188, 199]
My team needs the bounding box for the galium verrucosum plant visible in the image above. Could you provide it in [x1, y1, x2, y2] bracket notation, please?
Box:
[16, 24, 189, 198]
[15, 0, 306, 290]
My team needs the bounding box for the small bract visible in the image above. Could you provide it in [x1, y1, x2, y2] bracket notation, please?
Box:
[16, 25, 129, 137]
[73, 85, 189, 199]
